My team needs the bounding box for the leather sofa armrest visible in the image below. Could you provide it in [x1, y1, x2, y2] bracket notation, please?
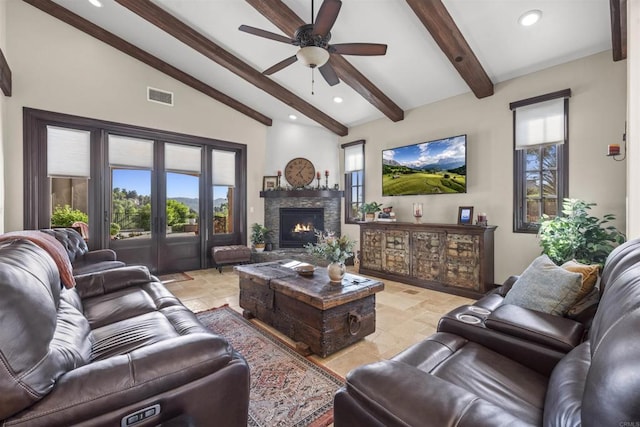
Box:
[8, 334, 240, 426]
[80, 249, 118, 263]
[335, 360, 528, 427]
[74, 266, 153, 298]
[485, 304, 584, 353]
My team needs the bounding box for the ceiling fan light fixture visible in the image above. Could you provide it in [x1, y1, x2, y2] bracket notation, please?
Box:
[518, 10, 542, 27]
[296, 46, 330, 68]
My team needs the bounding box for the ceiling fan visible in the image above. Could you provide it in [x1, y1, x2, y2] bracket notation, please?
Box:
[239, 0, 387, 86]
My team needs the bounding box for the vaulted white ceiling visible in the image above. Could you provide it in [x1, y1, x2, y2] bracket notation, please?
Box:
[49, 0, 613, 133]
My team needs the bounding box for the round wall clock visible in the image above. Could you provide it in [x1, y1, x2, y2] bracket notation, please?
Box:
[284, 157, 315, 188]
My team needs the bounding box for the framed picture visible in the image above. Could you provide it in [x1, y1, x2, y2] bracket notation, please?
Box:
[458, 206, 474, 225]
[262, 176, 278, 191]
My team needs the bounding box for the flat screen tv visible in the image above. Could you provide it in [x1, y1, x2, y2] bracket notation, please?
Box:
[382, 134, 467, 196]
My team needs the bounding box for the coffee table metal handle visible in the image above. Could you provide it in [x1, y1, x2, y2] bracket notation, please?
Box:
[348, 312, 362, 336]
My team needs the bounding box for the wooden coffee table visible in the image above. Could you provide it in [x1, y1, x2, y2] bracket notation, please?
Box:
[236, 260, 384, 357]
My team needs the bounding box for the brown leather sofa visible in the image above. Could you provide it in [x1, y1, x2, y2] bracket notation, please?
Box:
[334, 238, 640, 426]
[0, 239, 250, 427]
[40, 227, 125, 275]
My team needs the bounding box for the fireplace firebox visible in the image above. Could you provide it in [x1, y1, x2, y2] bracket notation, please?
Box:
[279, 208, 324, 248]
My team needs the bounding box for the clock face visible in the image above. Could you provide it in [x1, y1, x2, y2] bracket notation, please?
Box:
[284, 157, 316, 188]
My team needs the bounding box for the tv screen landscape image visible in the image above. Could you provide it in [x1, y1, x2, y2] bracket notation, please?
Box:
[382, 135, 467, 196]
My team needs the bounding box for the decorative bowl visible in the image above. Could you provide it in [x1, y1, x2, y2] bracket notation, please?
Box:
[295, 265, 316, 277]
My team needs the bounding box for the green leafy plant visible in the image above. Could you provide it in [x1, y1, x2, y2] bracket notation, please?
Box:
[250, 223, 271, 245]
[359, 202, 383, 214]
[538, 198, 625, 267]
[109, 222, 120, 237]
[305, 231, 356, 264]
[51, 205, 89, 227]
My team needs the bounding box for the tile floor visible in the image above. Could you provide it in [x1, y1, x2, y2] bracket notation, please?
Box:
[165, 266, 474, 378]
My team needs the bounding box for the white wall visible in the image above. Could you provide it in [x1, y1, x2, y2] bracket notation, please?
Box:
[264, 120, 340, 188]
[628, 0, 640, 238]
[4, 1, 267, 232]
[0, 0, 6, 234]
[342, 51, 627, 282]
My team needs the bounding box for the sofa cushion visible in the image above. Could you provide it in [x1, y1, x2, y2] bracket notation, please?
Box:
[561, 259, 599, 301]
[503, 255, 582, 316]
[0, 240, 88, 420]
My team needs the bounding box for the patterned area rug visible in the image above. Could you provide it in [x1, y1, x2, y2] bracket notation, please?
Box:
[197, 306, 344, 427]
[158, 272, 193, 284]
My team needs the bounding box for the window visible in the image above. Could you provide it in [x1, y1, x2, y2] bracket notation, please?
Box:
[342, 140, 365, 223]
[47, 126, 91, 227]
[511, 89, 570, 233]
[212, 149, 236, 234]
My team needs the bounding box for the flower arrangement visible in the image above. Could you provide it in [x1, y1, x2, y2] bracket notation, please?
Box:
[305, 230, 356, 264]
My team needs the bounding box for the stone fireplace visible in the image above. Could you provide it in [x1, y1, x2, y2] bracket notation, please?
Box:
[261, 190, 343, 250]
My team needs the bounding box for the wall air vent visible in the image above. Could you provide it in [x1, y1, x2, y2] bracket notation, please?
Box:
[147, 87, 173, 106]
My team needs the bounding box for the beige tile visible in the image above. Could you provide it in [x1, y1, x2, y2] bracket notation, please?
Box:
[173, 267, 472, 377]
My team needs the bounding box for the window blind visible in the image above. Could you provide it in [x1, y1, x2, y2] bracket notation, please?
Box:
[109, 135, 154, 169]
[47, 126, 91, 178]
[212, 149, 236, 187]
[515, 98, 565, 150]
[344, 143, 364, 172]
[165, 143, 201, 174]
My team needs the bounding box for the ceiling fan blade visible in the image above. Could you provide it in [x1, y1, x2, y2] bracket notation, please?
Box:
[330, 43, 387, 56]
[319, 62, 340, 86]
[312, 0, 342, 37]
[238, 25, 293, 44]
[263, 55, 298, 75]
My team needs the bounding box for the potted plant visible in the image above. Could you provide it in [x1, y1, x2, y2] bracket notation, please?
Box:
[305, 231, 357, 284]
[359, 202, 383, 222]
[250, 223, 270, 252]
[538, 198, 626, 267]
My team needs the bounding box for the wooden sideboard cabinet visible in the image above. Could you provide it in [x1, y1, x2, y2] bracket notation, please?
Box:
[358, 222, 497, 298]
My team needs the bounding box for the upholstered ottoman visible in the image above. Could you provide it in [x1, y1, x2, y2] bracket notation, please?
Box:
[212, 245, 252, 273]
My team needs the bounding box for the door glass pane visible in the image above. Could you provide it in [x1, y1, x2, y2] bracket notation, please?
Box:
[167, 172, 199, 237]
[212, 149, 236, 235]
[213, 186, 234, 234]
[111, 169, 151, 240]
[166, 143, 201, 238]
[50, 178, 89, 232]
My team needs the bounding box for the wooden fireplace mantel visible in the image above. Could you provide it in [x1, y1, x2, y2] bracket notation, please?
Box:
[260, 190, 344, 198]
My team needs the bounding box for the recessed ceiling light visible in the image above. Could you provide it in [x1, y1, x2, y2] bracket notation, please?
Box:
[288, 114, 297, 120]
[88, 0, 103, 7]
[333, 96, 343, 104]
[518, 10, 542, 27]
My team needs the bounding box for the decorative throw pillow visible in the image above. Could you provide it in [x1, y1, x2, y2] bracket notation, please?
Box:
[561, 259, 599, 301]
[503, 255, 583, 316]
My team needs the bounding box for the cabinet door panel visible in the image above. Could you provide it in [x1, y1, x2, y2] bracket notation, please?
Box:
[382, 231, 410, 275]
[361, 229, 384, 270]
[444, 233, 480, 289]
[412, 231, 445, 281]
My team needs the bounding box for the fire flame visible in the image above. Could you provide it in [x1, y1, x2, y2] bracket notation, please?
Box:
[293, 223, 313, 233]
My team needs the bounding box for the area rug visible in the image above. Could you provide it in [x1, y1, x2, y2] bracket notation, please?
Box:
[158, 272, 193, 284]
[196, 306, 344, 427]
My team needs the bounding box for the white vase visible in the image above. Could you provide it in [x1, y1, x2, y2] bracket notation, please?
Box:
[327, 262, 346, 284]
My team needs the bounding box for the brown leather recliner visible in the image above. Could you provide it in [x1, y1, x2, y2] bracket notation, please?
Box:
[334, 238, 640, 426]
[40, 227, 125, 275]
[0, 239, 250, 426]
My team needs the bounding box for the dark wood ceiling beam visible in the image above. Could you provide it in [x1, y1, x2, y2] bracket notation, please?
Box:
[246, 0, 404, 122]
[406, 0, 493, 99]
[0, 48, 11, 97]
[22, 0, 272, 127]
[115, 0, 347, 136]
[610, 0, 627, 61]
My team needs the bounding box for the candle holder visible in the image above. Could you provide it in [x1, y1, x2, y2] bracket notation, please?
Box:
[316, 176, 321, 189]
[413, 203, 423, 224]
